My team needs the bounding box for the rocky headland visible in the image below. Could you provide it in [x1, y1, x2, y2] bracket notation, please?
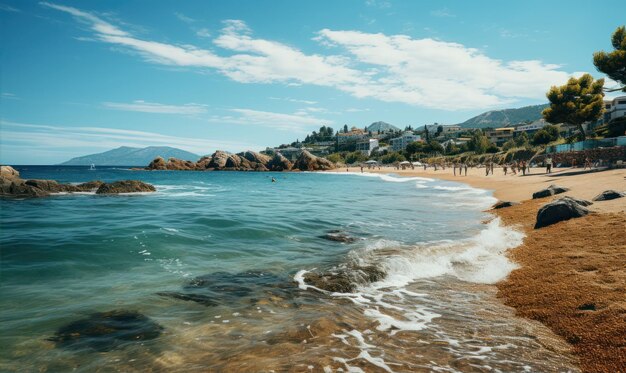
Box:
[0, 165, 155, 198]
[143, 149, 335, 172]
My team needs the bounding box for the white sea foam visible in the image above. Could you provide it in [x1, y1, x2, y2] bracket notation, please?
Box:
[319, 171, 435, 183]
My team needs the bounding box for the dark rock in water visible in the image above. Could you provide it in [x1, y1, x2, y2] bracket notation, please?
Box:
[48, 310, 163, 351]
[321, 231, 357, 243]
[159, 271, 295, 306]
[302, 265, 386, 293]
[75, 180, 105, 192]
[156, 291, 218, 306]
[560, 196, 593, 207]
[532, 184, 570, 199]
[592, 190, 626, 201]
[96, 180, 156, 194]
[534, 197, 589, 229]
[147, 156, 167, 170]
[492, 201, 520, 209]
[25, 179, 68, 193]
[0, 176, 49, 197]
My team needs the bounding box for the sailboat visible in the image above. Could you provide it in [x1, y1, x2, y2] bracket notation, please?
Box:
[89, 163, 96, 171]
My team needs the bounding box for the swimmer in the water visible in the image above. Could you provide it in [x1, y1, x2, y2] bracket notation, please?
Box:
[271, 177, 276, 182]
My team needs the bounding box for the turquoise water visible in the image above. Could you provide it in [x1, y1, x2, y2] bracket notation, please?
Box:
[0, 167, 580, 372]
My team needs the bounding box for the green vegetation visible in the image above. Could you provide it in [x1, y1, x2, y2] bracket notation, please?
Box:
[542, 74, 604, 140]
[303, 126, 335, 143]
[593, 26, 626, 92]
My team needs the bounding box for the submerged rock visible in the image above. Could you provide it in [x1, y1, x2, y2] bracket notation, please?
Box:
[532, 184, 570, 199]
[292, 150, 335, 171]
[320, 231, 357, 243]
[492, 201, 520, 209]
[96, 180, 156, 194]
[75, 180, 105, 192]
[158, 271, 294, 307]
[48, 310, 163, 351]
[302, 265, 386, 293]
[592, 190, 626, 201]
[534, 197, 590, 229]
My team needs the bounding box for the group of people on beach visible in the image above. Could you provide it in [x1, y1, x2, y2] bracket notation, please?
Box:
[503, 160, 531, 176]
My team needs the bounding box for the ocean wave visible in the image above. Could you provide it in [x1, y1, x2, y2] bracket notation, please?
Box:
[319, 171, 435, 183]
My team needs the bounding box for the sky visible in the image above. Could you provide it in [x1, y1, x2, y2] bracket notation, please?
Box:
[1, 0, 624, 164]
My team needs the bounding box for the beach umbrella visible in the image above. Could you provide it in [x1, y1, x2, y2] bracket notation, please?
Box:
[411, 161, 423, 166]
[399, 161, 410, 165]
[365, 160, 378, 164]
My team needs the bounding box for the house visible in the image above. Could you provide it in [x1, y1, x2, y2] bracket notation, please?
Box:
[356, 139, 379, 156]
[336, 128, 368, 144]
[485, 127, 514, 146]
[390, 132, 422, 151]
[603, 96, 626, 123]
[514, 119, 548, 135]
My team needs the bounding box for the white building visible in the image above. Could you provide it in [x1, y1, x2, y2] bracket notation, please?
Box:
[515, 119, 548, 134]
[356, 138, 379, 156]
[603, 96, 626, 123]
[337, 128, 368, 144]
[390, 132, 422, 151]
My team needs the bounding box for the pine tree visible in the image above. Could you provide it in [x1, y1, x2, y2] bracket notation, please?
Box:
[593, 26, 626, 92]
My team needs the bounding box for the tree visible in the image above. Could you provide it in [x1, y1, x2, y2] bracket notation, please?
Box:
[423, 125, 430, 142]
[436, 125, 443, 137]
[467, 130, 490, 154]
[542, 73, 604, 140]
[343, 124, 349, 133]
[543, 124, 560, 141]
[345, 151, 368, 164]
[380, 151, 405, 164]
[532, 129, 552, 145]
[514, 131, 530, 147]
[593, 26, 626, 92]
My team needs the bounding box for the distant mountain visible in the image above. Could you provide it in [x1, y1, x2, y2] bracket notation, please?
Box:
[457, 104, 549, 129]
[60, 146, 201, 166]
[367, 121, 400, 132]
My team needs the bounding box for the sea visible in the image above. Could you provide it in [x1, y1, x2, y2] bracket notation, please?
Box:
[0, 166, 580, 372]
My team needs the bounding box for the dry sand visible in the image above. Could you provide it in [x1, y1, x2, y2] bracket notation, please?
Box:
[333, 165, 626, 372]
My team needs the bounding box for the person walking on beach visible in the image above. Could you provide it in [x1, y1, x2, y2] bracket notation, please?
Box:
[503, 164, 508, 175]
[521, 160, 526, 176]
[546, 157, 552, 174]
[453, 163, 457, 176]
[464, 163, 468, 176]
[584, 157, 592, 170]
[360, 166, 364, 173]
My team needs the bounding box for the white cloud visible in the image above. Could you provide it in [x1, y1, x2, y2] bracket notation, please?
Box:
[430, 8, 455, 18]
[0, 120, 260, 156]
[365, 0, 391, 9]
[43, 2, 582, 111]
[174, 12, 195, 24]
[196, 28, 211, 38]
[208, 108, 331, 131]
[102, 100, 208, 115]
[269, 97, 318, 105]
[1, 92, 19, 100]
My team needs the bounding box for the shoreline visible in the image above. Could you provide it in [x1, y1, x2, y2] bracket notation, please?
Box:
[332, 165, 626, 372]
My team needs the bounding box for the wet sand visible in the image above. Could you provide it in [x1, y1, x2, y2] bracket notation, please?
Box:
[334, 165, 626, 372]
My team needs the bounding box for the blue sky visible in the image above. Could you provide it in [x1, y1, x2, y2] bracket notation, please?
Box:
[1, 0, 624, 164]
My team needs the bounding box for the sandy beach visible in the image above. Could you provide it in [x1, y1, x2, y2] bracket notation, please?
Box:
[334, 165, 626, 373]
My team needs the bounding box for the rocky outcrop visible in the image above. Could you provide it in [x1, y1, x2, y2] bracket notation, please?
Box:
[241, 151, 271, 165]
[492, 201, 520, 209]
[267, 153, 292, 171]
[532, 184, 570, 199]
[207, 151, 231, 169]
[0, 165, 21, 181]
[292, 150, 335, 171]
[592, 190, 626, 201]
[48, 310, 163, 351]
[96, 180, 156, 194]
[75, 181, 105, 192]
[0, 177, 49, 197]
[195, 156, 212, 170]
[320, 230, 357, 243]
[534, 197, 590, 229]
[147, 156, 167, 170]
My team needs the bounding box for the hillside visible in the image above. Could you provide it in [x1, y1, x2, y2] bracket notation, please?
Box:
[458, 104, 549, 129]
[60, 146, 201, 166]
[367, 121, 400, 133]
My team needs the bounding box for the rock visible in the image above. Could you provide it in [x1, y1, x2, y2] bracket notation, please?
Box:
[207, 150, 231, 169]
[96, 180, 156, 194]
[146, 156, 167, 170]
[492, 201, 520, 209]
[156, 292, 218, 306]
[592, 190, 626, 201]
[48, 310, 163, 351]
[560, 196, 593, 207]
[0, 177, 49, 197]
[75, 180, 105, 192]
[302, 265, 386, 293]
[532, 184, 570, 199]
[25, 179, 68, 193]
[195, 156, 212, 170]
[240, 151, 271, 165]
[0, 165, 21, 181]
[224, 154, 243, 169]
[267, 153, 293, 171]
[292, 150, 335, 171]
[534, 198, 590, 229]
[320, 231, 357, 243]
[166, 157, 196, 171]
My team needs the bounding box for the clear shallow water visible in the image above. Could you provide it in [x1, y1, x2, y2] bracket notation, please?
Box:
[0, 167, 579, 372]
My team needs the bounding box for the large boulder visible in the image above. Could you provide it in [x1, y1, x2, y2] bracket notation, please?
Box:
[267, 153, 292, 171]
[532, 184, 570, 199]
[302, 265, 386, 293]
[146, 157, 167, 170]
[534, 198, 590, 229]
[292, 150, 335, 171]
[207, 151, 231, 169]
[224, 154, 243, 169]
[560, 196, 593, 207]
[0, 165, 21, 181]
[25, 179, 69, 193]
[240, 151, 271, 165]
[96, 180, 156, 194]
[0, 177, 49, 197]
[166, 157, 196, 170]
[592, 190, 626, 201]
[195, 156, 212, 170]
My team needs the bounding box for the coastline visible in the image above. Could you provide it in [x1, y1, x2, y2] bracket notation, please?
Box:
[332, 165, 626, 373]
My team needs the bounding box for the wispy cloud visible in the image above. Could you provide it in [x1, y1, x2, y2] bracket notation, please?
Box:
[1, 92, 19, 100]
[0, 120, 261, 157]
[208, 108, 331, 131]
[430, 8, 455, 18]
[365, 0, 391, 9]
[42, 2, 581, 110]
[345, 108, 370, 112]
[0, 3, 20, 12]
[269, 97, 318, 105]
[196, 28, 211, 38]
[174, 12, 195, 24]
[102, 100, 208, 115]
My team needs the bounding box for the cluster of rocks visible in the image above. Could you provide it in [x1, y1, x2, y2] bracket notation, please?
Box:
[0, 165, 155, 198]
[302, 265, 386, 293]
[145, 149, 335, 172]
